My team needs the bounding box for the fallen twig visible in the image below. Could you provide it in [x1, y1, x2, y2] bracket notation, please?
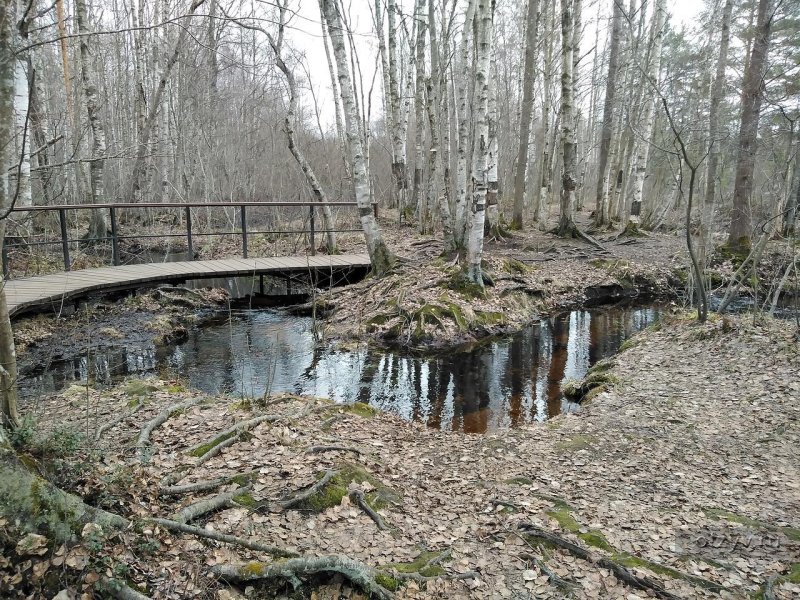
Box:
[306, 444, 362, 455]
[150, 517, 298, 558]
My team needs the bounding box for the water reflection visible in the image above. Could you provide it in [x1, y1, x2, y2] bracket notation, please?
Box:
[20, 306, 660, 433]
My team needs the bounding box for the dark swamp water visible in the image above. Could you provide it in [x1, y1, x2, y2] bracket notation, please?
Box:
[20, 304, 661, 433]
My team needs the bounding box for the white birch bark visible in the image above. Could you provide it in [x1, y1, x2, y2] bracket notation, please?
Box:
[466, 0, 493, 285]
[387, 0, 408, 206]
[412, 0, 428, 228]
[485, 34, 500, 237]
[12, 56, 30, 208]
[512, 0, 541, 229]
[426, 0, 454, 252]
[557, 0, 577, 235]
[0, 3, 19, 426]
[75, 0, 109, 239]
[628, 0, 666, 222]
[321, 0, 393, 274]
[454, 0, 477, 250]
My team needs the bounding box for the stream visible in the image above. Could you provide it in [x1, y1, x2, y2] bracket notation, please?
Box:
[20, 304, 660, 433]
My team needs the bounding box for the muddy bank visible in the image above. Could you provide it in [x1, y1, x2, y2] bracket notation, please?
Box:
[3, 313, 798, 599]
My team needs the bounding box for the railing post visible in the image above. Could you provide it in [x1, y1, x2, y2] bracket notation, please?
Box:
[309, 204, 316, 256]
[240, 204, 248, 258]
[372, 202, 378, 218]
[109, 206, 119, 266]
[59, 208, 71, 271]
[185, 206, 194, 260]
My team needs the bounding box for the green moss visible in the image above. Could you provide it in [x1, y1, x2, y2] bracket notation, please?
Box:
[504, 258, 533, 275]
[555, 434, 596, 453]
[619, 337, 640, 352]
[374, 573, 401, 592]
[582, 386, 607, 403]
[580, 531, 614, 552]
[231, 493, 257, 508]
[188, 431, 237, 457]
[229, 399, 253, 411]
[298, 463, 401, 513]
[704, 508, 800, 541]
[123, 380, 159, 398]
[546, 508, 580, 533]
[341, 402, 379, 418]
[473, 310, 506, 327]
[445, 273, 485, 299]
[387, 551, 447, 576]
[504, 476, 533, 486]
[164, 383, 186, 393]
[544, 506, 615, 550]
[239, 561, 267, 577]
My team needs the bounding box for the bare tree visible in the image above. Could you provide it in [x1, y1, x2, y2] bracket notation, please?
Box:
[320, 0, 393, 274]
[729, 0, 775, 250]
[512, 0, 541, 230]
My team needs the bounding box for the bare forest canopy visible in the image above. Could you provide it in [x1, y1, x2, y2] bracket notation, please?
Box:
[0, 0, 798, 271]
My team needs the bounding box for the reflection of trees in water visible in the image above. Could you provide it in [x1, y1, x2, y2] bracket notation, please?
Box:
[545, 314, 571, 417]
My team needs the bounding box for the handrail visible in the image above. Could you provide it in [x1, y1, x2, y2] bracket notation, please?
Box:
[3, 201, 378, 277]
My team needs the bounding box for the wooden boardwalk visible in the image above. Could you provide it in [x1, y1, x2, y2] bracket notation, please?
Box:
[3, 254, 371, 317]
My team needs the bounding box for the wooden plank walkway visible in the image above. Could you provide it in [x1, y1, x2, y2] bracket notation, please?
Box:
[3, 254, 371, 317]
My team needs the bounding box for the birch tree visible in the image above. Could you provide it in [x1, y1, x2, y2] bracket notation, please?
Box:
[728, 0, 775, 250]
[387, 0, 408, 207]
[628, 0, 666, 222]
[701, 0, 733, 259]
[556, 0, 578, 236]
[512, 0, 541, 230]
[595, 0, 623, 228]
[466, 0, 493, 285]
[412, 0, 428, 229]
[0, 2, 20, 427]
[320, 0, 393, 274]
[454, 0, 477, 250]
[75, 0, 110, 240]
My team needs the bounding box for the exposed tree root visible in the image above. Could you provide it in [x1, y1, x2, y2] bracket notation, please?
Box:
[95, 401, 143, 441]
[393, 570, 478, 584]
[173, 485, 252, 524]
[280, 470, 338, 510]
[519, 523, 681, 600]
[185, 414, 281, 457]
[211, 554, 395, 600]
[306, 444, 362, 455]
[100, 577, 152, 600]
[349, 488, 389, 530]
[551, 220, 607, 251]
[136, 398, 202, 463]
[150, 517, 298, 558]
[159, 471, 258, 496]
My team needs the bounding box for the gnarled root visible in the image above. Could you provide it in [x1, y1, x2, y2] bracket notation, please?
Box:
[173, 485, 252, 524]
[136, 398, 202, 463]
[211, 554, 394, 600]
[280, 470, 338, 510]
[349, 488, 388, 530]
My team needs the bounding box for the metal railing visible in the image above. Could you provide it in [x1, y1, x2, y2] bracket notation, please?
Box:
[3, 201, 377, 277]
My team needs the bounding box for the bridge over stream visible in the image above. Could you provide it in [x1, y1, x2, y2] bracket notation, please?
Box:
[1, 201, 374, 317]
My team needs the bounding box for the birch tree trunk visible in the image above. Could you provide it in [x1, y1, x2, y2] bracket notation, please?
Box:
[387, 0, 407, 208]
[319, 4, 345, 148]
[557, 0, 578, 236]
[0, 4, 19, 427]
[128, 0, 205, 204]
[412, 0, 428, 229]
[485, 34, 501, 238]
[595, 0, 623, 228]
[628, 0, 666, 221]
[321, 0, 393, 274]
[75, 0, 110, 240]
[12, 57, 30, 209]
[728, 0, 774, 250]
[701, 0, 733, 259]
[427, 0, 454, 253]
[466, 0, 493, 285]
[263, 5, 337, 253]
[512, 0, 541, 229]
[454, 0, 477, 251]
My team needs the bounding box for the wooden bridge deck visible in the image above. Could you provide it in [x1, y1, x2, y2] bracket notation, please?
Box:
[3, 254, 371, 317]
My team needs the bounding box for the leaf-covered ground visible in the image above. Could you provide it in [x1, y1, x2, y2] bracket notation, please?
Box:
[3, 313, 798, 599]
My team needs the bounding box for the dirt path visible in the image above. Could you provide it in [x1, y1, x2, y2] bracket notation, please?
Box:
[5, 313, 797, 599]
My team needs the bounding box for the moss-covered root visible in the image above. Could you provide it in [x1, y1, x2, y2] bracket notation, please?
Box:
[0, 440, 129, 542]
[136, 397, 203, 463]
[211, 554, 395, 600]
[172, 485, 252, 525]
[99, 576, 153, 600]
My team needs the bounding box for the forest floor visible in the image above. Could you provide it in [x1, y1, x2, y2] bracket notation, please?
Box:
[2, 312, 798, 600]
